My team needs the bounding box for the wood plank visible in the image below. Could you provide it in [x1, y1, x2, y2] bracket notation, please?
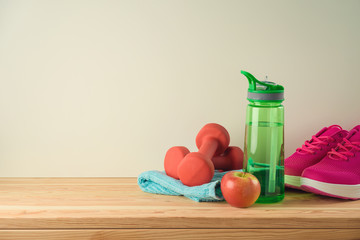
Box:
[0, 178, 359, 229]
[0, 177, 136, 185]
[0, 229, 359, 240]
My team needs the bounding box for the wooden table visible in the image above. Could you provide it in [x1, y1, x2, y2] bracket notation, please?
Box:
[0, 178, 359, 240]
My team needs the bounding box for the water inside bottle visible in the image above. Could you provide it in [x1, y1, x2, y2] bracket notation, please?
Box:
[244, 122, 284, 203]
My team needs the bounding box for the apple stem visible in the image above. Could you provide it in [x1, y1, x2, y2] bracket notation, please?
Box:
[234, 172, 245, 178]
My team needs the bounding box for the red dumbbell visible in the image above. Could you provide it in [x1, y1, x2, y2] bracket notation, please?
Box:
[164, 146, 243, 179]
[211, 146, 243, 171]
[177, 123, 230, 186]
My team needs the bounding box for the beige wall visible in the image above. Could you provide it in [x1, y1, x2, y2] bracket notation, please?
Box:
[0, 0, 359, 177]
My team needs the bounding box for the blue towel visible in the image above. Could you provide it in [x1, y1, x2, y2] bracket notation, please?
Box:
[138, 170, 241, 202]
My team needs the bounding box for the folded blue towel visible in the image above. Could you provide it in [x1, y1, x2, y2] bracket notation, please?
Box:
[138, 170, 241, 202]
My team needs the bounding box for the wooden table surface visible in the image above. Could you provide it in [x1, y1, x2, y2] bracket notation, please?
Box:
[0, 177, 359, 240]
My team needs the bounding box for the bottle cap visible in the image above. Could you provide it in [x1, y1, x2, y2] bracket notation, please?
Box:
[241, 70, 284, 102]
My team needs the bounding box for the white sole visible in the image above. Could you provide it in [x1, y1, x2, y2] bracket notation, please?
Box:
[285, 175, 301, 187]
[301, 178, 360, 199]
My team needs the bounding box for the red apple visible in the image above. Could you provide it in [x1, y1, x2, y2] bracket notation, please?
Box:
[221, 171, 261, 208]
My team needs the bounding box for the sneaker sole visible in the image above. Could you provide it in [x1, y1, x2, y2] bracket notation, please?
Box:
[301, 178, 360, 200]
[285, 175, 302, 189]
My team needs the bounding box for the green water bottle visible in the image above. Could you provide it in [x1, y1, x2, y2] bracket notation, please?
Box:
[241, 70, 285, 203]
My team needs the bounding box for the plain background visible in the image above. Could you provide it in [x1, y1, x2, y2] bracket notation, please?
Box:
[0, 0, 359, 177]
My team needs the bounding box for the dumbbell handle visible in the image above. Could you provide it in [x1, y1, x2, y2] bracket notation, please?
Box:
[198, 137, 218, 159]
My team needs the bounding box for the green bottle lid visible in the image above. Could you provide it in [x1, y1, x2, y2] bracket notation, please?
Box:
[241, 70, 284, 102]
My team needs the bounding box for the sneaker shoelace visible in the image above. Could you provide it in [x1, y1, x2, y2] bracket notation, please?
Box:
[296, 135, 334, 155]
[328, 139, 360, 160]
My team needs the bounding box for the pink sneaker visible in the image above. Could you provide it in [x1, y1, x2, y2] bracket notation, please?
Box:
[301, 125, 360, 200]
[285, 125, 348, 189]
